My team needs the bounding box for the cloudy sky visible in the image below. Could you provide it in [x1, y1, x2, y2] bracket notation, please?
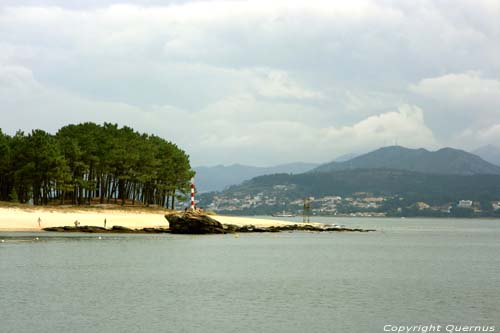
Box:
[1, 0, 499, 166]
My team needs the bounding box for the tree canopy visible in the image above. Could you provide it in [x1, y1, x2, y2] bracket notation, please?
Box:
[0, 123, 194, 208]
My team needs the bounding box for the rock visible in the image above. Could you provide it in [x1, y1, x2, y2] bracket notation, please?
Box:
[43, 226, 107, 232]
[43, 227, 67, 232]
[222, 224, 240, 232]
[221, 223, 376, 233]
[142, 228, 170, 233]
[234, 224, 256, 232]
[165, 212, 226, 234]
[111, 225, 133, 232]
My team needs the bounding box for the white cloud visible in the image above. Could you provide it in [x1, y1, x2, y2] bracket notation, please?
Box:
[0, 64, 437, 165]
[410, 71, 500, 138]
[0, 64, 169, 136]
[250, 69, 323, 100]
[1, 1, 500, 165]
[319, 104, 438, 151]
[188, 103, 438, 165]
[454, 123, 500, 150]
[410, 71, 500, 108]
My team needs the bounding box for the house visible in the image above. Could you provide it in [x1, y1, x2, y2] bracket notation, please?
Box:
[415, 202, 430, 210]
[457, 200, 473, 208]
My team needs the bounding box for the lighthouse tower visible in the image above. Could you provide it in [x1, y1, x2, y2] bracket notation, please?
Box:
[190, 178, 195, 210]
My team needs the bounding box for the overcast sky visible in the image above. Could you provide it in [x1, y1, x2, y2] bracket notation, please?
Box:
[1, 0, 499, 166]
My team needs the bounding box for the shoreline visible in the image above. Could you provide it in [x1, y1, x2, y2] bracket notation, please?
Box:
[0, 206, 307, 232]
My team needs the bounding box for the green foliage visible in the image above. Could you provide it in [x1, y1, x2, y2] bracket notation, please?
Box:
[0, 123, 194, 207]
[8, 188, 18, 203]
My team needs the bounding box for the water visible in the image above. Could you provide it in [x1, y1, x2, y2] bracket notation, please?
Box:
[1, 218, 499, 333]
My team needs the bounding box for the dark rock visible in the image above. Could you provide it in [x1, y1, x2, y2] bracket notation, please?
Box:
[79, 226, 106, 233]
[222, 224, 240, 232]
[44, 225, 172, 234]
[222, 223, 376, 233]
[142, 228, 170, 233]
[43, 225, 106, 233]
[165, 212, 226, 234]
[43, 227, 67, 232]
[234, 224, 256, 232]
[111, 225, 133, 232]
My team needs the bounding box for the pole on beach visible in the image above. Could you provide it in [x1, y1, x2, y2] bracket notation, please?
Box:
[190, 178, 195, 210]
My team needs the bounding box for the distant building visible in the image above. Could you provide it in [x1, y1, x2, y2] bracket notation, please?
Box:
[458, 200, 473, 208]
[415, 202, 430, 210]
[363, 197, 385, 203]
[432, 204, 452, 213]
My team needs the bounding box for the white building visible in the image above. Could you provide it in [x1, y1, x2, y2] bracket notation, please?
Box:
[457, 200, 473, 208]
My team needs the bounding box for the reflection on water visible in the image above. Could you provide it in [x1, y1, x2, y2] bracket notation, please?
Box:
[1, 218, 499, 333]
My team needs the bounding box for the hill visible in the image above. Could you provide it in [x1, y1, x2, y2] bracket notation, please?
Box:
[198, 169, 500, 216]
[312, 146, 500, 175]
[194, 162, 319, 192]
[473, 145, 500, 167]
[217, 169, 500, 203]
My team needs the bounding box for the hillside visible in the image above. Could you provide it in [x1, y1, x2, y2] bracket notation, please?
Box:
[312, 146, 500, 175]
[473, 145, 500, 167]
[197, 169, 500, 216]
[215, 169, 500, 202]
[194, 162, 319, 192]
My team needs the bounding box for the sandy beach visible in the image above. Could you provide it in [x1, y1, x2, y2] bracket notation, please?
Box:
[0, 206, 301, 232]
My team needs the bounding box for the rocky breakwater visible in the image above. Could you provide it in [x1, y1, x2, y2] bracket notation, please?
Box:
[165, 212, 375, 234]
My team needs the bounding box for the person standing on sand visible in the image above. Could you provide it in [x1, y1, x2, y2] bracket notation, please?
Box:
[37, 217, 41, 228]
[104, 218, 107, 228]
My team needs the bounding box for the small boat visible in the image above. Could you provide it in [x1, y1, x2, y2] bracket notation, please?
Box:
[272, 211, 296, 218]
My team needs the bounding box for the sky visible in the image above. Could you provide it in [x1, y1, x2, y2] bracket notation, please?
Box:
[1, 0, 499, 167]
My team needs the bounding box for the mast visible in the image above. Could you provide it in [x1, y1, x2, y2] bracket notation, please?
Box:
[303, 197, 311, 223]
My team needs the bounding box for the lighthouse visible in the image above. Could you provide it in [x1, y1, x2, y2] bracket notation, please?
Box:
[190, 178, 195, 210]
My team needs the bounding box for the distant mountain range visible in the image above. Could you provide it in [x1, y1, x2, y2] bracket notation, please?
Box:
[197, 146, 500, 216]
[194, 162, 319, 192]
[472, 145, 500, 167]
[195, 145, 500, 195]
[312, 146, 500, 175]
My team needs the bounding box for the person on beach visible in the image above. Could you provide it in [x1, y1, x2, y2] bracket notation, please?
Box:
[104, 218, 107, 228]
[37, 217, 41, 228]
[74, 220, 79, 228]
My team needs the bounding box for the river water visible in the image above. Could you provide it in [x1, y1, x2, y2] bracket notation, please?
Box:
[1, 218, 499, 333]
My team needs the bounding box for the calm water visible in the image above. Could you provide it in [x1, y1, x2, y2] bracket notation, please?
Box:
[1, 218, 499, 333]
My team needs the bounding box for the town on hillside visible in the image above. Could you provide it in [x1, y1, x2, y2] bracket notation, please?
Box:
[198, 189, 500, 218]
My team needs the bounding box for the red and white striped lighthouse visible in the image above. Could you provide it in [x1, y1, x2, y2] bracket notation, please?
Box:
[190, 178, 195, 210]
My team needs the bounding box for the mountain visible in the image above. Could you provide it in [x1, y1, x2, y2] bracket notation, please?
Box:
[312, 146, 500, 175]
[333, 152, 359, 162]
[473, 145, 500, 167]
[194, 162, 319, 192]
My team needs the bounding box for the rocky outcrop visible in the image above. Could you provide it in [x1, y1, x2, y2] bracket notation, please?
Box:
[165, 212, 226, 234]
[165, 212, 375, 234]
[43, 226, 170, 233]
[226, 224, 375, 233]
[43, 226, 107, 233]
